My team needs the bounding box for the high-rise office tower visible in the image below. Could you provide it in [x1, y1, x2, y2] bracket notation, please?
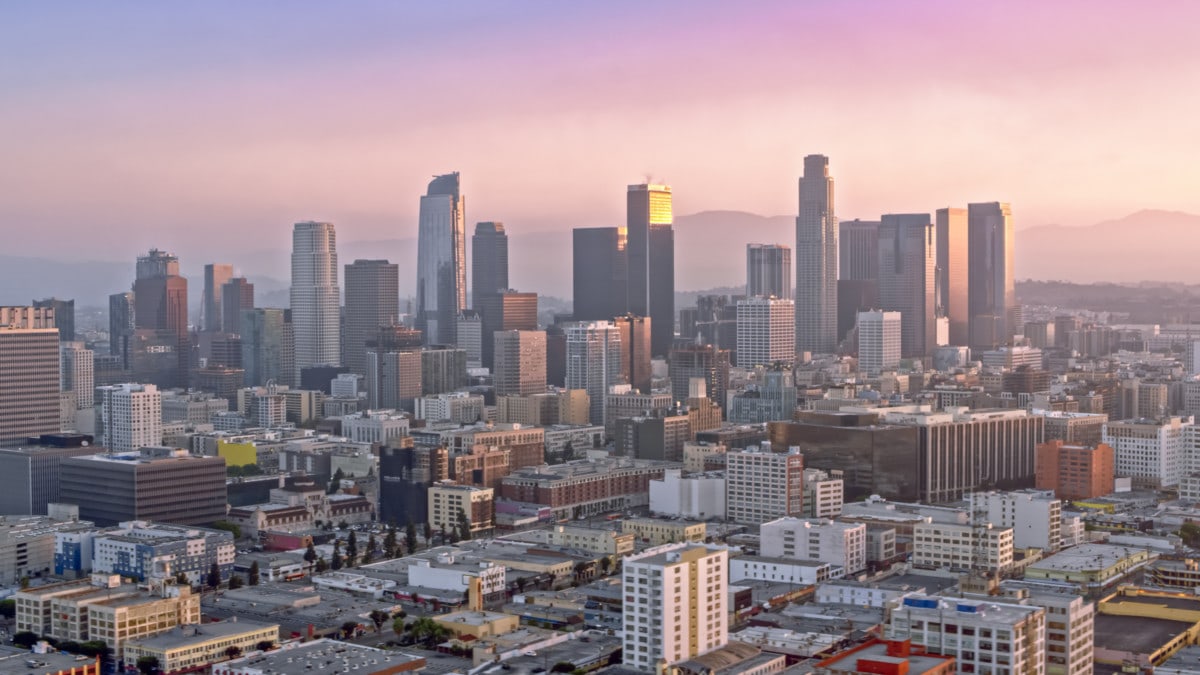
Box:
[626, 184, 675, 357]
[365, 349, 423, 411]
[456, 311, 483, 369]
[0, 326, 60, 446]
[493, 330, 547, 397]
[290, 221, 340, 382]
[796, 155, 838, 354]
[343, 259, 400, 376]
[60, 341, 94, 410]
[967, 202, 1016, 351]
[96, 383, 162, 453]
[668, 343, 731, 411]
[240, 308, 288, 387]
[108, 292, 135, 367]
[133, 250, 187, 338]
[935, 207, 969, 346]
[32, 298, 74, 342]
[839, 219, 880, 281]
[477, 290, 538, 369]
[622, 543, 729, 671]
[878, 213, 937, 358]
[472, 222, 508, 309]
[220, 278, 254, 338]
[572, 227, 628, 321]
[857, 310, 902, 375]
[746, 244, 792, 299]
[736, 297, 796, 368]
[415, 172, 466, 346]
[202, 263, 233, 332]
[565, 322, 623, 426]
[613, 314, 652, 394]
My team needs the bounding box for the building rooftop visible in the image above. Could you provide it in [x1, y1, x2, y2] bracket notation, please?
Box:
[0, 647, 99, 675]
[1159, 645, 1200, 673]
[217, 639, 424, 675]
[1094, 614, 1194, 657]
[816, 640, 955, 675]
[436, 610, 515, 627]
[1027, 543, 1151, 572]
[125, 620, 277, 650]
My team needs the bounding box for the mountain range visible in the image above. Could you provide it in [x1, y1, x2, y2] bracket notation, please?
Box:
[2, 209, 1196, 308]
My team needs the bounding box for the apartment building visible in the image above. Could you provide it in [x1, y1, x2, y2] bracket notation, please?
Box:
[759, 517, 866, 576]
[911, 522, 1014, 575]
[725, 444, 804, 525]
[884, 595, 1046, 675]
[427, 482, 494, 538]
[972, 489, 1062, 552]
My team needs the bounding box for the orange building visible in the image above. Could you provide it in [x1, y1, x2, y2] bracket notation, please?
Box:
[814, 639, 955, 675]
[1035, 440, 1115, 500]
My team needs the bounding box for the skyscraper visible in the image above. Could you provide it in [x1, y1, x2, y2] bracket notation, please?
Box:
[0, 326, 60, 447]
[32, 298, 74, 342]
[565, 322, 623, 426]
[416, 172, 466, 345]
[290, 221, 340, 382]
[132, 249, 189, 387]
[343, 259, 400, 376]
[736, 297, 796, 368]
[240, 308, 287, 387]
[108, 292, 135, 367]
[60, 341, 94, 410]
[668, 343, 731, 411]
[838, 219, 880, 281]
[220, 278, 254, 338]
[746, 244, 792, 299]
[967, 202, 1016, 351]
[878, 213, 937, 358]
[477, 290, 538, 369]
[613, 314, 652, 394]
[626, 184, 675, 357]
[572, 226, 628, 321]
[857, 310, 902, 375]
[795, 155, 838, 354]
[472, 222, 508, 308]
[493, 330, 547, 397]
[936, 207, 970, 346]
[202, 263, 233, 332]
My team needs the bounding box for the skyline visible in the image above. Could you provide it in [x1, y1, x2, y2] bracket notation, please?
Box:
[4, 1, 1200, 264]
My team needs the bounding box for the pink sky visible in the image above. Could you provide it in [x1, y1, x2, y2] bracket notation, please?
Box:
[3, 0, 1200, 261]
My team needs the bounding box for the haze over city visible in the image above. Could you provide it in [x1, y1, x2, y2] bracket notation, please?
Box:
[5, 0, 1200, 274]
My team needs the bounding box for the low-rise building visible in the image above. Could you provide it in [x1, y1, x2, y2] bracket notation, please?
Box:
[55, 520, 235, 585]
[911, 521, 1014, 575]
[435, 610, 520, 639]
[621, 518, 706, 546]
[649, 469, 726, 520]
[759, 518, 866, 576]
[812, 638, 955, 675]
[428, 482, 494, 538]
[884, 595, 1045, 675]
[502, 524, 635, 557]
[1024, 542, 1155, 589]
[0, 515, 94, 587]
[730, 556, 833, 586]
[122, 620, 279, 673]
[212, 639, 426, 675]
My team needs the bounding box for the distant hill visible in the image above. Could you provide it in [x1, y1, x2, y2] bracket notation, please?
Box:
[1016, 209, 1200, 283]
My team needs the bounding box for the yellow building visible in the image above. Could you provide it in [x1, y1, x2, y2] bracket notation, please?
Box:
[217, 440, 257, 468]
[1023, 543, 1154, 587]
[123, 620, 279, 671]
[506, 524, 635, 557]
[435, 610, 519, 639]
[428, 483, 494, 537]
[1094, 587, 1200, 668]
[622, 518, 706, 546]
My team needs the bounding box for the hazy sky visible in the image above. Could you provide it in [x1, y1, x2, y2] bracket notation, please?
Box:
[4, 0, 1200, 261]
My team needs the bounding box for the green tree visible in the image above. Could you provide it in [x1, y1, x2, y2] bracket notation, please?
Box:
[175, 571, 190, 586]
[255, 640, 276, 652]
[369, 609, 390, 633]
[346, 531, 358, 566]
[136, 655, 160, 675]
[456, 509, 472, 542]
[224, 645, 243, 660]
[340, 620, 360, 639]
[328, 467, 345, 494]
[392, 616, 407, 636]
[211, 520, 243, 539]
[331, 540, 344, 571]
[0, 599, 14, 618]
[206, 562, 222, 589]
[19, 576, 30, 589]
[12, 631, 38, 648]
[383, 526, 398, 559]
[599, 556, 612, 575]
[228, 574, 245, 590]
[338, 520, 349, 530]
[315, 556, 329, 573]
[405, 519, 417, 553]
[248, 561, 260, 586]
[552, 663, 577, 673]
[363, 533, 377, 564]
[304, 541, 318, 564]
[423, 522, 433, 545]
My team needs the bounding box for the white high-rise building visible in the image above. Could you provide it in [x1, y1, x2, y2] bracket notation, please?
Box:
[736, 297, 795, 368]
[795, 154, 838, 355]
[60, 342, 94, 410]
[565, 322, 622, 426]
[97, 384, 162, 453]
[725, 444, 804, 525]
[857, 310, 901, 375]
[999, 581, 1094, 675]
[290, 221, 340, 382]
[1103, 415, 1193, 488]
[415, 172, 466, 346]
[622, 543, 728, 671]
[884, 595, 1045, 675]
[972, 489, 1062, 552]
[802, 468, 844, 519]
[760, 517, 866, 576]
